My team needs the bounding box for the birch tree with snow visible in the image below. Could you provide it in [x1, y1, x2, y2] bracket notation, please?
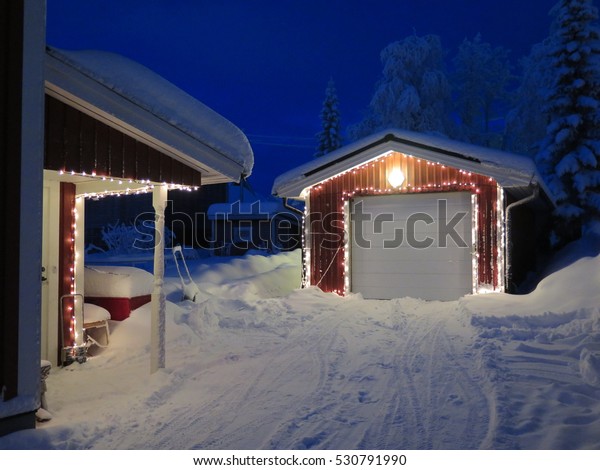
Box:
[349, 35, 453, 139]
[315, 78, 342, 157]
[536, 0, 600, 242]
[452, 34, 512, 148]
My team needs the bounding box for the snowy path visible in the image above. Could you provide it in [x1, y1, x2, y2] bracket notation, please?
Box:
[75, 293, 491, 450]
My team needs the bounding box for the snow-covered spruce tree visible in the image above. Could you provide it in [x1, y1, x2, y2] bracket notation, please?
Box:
[452, 33, 512, 148]
[348, 35, 454, 140]
[315, 78, 342, 157]
[537, 0, 600, 242]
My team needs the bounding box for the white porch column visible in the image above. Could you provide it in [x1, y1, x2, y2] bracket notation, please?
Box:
[151, 184, 168, 373]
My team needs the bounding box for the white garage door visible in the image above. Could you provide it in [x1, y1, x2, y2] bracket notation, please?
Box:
[350, 192, 473, 301]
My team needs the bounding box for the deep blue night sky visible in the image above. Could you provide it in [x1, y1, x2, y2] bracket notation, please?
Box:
[47, 0, 562, 195]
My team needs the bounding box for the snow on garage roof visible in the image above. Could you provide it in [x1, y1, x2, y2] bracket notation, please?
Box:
[272, 128, 553, 201]
[45, 46, 253, 184]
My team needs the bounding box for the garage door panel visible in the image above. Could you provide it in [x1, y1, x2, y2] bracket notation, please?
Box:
[350, 192, 473, 301]
[352, 247, 472, 264]
[352, 259, 473, 276]
[352, 271, 472, 290]
[352, 231, 472, 250]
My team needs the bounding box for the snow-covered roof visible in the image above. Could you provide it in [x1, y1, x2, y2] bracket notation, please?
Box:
[272, 128, 553, 201]
[45, 47, 253, 184]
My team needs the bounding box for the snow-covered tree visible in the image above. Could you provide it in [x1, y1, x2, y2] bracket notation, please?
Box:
[348, 35, 453, 139]
[452, 34, 512, 147]
[536, 0, 600, 241]
[504, 40, 555, 155]
[315, 78, 342, 157]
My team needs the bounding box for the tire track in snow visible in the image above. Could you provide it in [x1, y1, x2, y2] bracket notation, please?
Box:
[141, 303, 348, 449]
[89, 297, 491, 450]
[358, 303, 491, 449]
[360, 307, 438, 449]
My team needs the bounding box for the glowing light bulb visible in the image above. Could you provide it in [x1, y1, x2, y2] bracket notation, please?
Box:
[387, 168, 405, 188]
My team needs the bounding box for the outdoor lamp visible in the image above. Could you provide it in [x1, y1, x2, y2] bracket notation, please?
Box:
[387, 168, 405, 188]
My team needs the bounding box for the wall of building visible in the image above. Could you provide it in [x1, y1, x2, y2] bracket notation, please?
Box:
[45, 95, 203, 187]
[0, 0, 46, 436]
[305, 151, 500, 295]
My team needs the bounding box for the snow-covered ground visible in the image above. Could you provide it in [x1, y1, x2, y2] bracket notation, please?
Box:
[1, 237, 600, 450]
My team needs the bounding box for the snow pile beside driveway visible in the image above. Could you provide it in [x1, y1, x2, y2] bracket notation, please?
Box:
[461, 238, 600, 449]
[1, 242, 600, 450]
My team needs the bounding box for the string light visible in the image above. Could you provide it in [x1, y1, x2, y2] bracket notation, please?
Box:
[343, 200, 350, 295]
[496, 185, 506, 293]
[52, 168, 200, 200]
[471, 194, 479, 294]
[302, 201, 311, 287]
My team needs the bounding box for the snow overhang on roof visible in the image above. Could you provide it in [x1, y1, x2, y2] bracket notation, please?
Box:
[272, 128, 554, 204]
[44, 47, 254, 185]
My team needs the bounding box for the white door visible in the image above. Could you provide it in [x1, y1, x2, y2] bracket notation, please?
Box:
[350, 192, 473, 301]
[41, 186, 49, 360]
[41, 181, 60, 365]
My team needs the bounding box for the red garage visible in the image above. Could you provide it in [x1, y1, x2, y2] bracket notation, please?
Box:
[273, 129, 554, 301]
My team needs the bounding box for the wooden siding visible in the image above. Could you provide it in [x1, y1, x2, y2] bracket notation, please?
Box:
[307, 151, 499, 295]
[0, 0, 24, 401]
[45, 95, 202, 186]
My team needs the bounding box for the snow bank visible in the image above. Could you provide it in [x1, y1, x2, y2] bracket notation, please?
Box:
[166, 250, 302, 338]
[463, 237, 600, 449]
[464, 249, 600, 384]
[462, 253, 600, 319]
[168, 250, 302, 301]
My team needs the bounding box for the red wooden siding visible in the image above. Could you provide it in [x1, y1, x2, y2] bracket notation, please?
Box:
[58, 182, 76, 362]
[44, 95, 202, 186]
[307, 151, 500, 295]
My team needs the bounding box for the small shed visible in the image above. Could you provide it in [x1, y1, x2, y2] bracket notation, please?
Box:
[272, 129, 554, 301]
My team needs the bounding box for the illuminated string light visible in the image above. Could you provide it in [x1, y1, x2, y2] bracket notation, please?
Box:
[343, 200, 351, 296]
[53, 169, 200, 200]
[302, 200, 311, 287]
[496, 185, 505, 293]
[471, 194, 479, 294]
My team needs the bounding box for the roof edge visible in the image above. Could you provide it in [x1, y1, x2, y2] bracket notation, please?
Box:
[45, 46, 253, 184]
[272, 128, 554, 204]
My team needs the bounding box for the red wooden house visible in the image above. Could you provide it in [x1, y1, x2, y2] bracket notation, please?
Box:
[273, 129, 554, 301]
